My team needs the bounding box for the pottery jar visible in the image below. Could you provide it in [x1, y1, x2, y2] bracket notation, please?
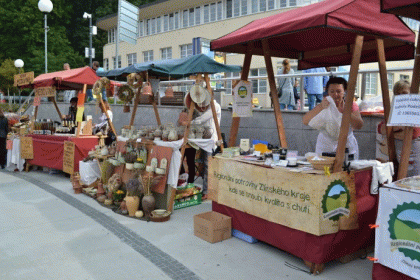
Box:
[125, 196, 140, 217]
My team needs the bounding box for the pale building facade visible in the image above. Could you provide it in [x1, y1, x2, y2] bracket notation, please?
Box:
[97, 0, 416, 108]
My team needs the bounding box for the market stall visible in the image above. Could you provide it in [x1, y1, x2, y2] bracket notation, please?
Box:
[96, 55, 240, 212]
[19, 67, 110, 173]
[210, 0, 415, 273]
[373, 1, 420, 279]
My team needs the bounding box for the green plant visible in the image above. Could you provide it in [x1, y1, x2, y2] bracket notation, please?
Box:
[113, 190, 125, 202]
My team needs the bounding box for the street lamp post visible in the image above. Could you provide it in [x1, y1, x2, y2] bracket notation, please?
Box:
[38, 0, 53, 73]
[14, 59, 24, 105]
[83, 12, 93, 67]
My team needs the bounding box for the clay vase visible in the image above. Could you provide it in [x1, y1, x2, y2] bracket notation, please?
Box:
[125, 196, 140, 217]
[142, 194, 156, 219]
[142, 82, 153, 96]
[165, 85, 174, 97]
[97, 182, 105, 197]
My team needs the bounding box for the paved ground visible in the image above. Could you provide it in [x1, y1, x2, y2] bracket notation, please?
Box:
[0, 169, 374, 280]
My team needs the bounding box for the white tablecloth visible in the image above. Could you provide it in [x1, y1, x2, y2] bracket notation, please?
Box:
[153, 138, 215, 188]
[79, 160, 101, 185]
[7, 138, 25, 171]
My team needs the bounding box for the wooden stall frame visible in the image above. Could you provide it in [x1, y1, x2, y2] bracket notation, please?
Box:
[166, 73, 224, 212]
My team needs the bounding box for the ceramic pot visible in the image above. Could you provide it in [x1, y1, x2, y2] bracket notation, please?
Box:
[126, 163, 134, 170]
[142, 194, 156, 219]
[168, 129, 178, 141]
[165, 85, 174, 97]
[125, 196, 140, 217]
[97, 182, 106, 196]
[100, 146, 109, 156]
[142, 82, 153, 96]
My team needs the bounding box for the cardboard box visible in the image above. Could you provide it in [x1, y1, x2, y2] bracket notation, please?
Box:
[194, 211, 232, 243]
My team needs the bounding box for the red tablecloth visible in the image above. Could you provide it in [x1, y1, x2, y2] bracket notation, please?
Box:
[212, 168, 377, 264]
[372, 263, 415, 280]
[27, 135, 98, 172]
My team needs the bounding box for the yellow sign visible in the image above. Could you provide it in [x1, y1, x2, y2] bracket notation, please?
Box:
[63, 141, 75, 174]
[14, 72, 34, 87]
[208, 157, 358, 236]
[35, 86, 56, 97]
[20, 137, 34, 159]
[76, 107, 84, 122]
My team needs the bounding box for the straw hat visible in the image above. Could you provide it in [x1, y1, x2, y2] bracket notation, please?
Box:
[186, 84, 211, 108]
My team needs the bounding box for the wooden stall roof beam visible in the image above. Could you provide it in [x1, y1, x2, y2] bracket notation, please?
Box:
[129, 86, 142, 127]
[398, 27, 420, 179]
[52, 97, 63, 121]
[99, 98, 117, 136]
[168, 99, 196, 212]
[151, 98, 162, 126]
[376, 38, 397, 166]
[228, 44, 253, 147]
[76, 84, 88, 137]
[333, 35, 364, 173]
[204, 73, 224, 152]
[262, 39, 287, 148]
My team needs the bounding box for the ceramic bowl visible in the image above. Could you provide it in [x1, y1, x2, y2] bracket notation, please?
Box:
[145, 165, 154, 173]
[126, 163, 134, 170]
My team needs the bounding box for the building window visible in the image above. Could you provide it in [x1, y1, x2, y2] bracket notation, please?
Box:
[127, 53, 137, 66]
[387, 73, 394, 91]
[252, 0, 258, 13]
[233, 0, 240, 17]
[217, 2, 223, 20]
[151, 18, 156, 34]
[400, 74, 410, 81]
[163, 15, 169, 32]
[182, 10, 188, 27]
[161, 47, 172, 60]
[195, 7, 201, 25]
[226, 0, 232, 18]
[103, 58, 109, 70]
[108, 28, 116, 43]
[189, 8, 195, 26]
[268, 0, 275, 10]
[180, 44, 193, 58]
[364, 73, 377, 95]
[204, 4, 210, 23]
[113, 55, 121, 69]
[241, 0, 248, 15]
[139, 21, 144, 37]
[211, 3, 217, 21]
[143, 50, 154, 62]
[175, 12, 179, 29]
[146, 19, 151, 35]
[281, 0, 297, 7]
[251, 68, 267, 94]
[156, 17, 161, 33]
[260, 0, 266, 12]
[225, 72, 241, 94]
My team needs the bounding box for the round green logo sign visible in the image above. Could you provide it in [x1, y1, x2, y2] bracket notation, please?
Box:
[388, 202, 420, 262]
[321, 179, 351, 221]
[237, 86, 247, 98]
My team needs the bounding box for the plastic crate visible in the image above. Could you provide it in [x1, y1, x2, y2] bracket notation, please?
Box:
[232, 229, 258, 244]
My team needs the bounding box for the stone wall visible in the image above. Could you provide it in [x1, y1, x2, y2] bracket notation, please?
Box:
[30, 103, 383, 159]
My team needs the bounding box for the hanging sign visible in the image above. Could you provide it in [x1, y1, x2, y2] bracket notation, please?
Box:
[35, 86, 56, 98]
[232, 80, 252, 118]
[14, 72, 34, 87]
[20, 137, 34, 159]
[63, 141, 75, 174]
[375, 185, 420, 279]
[388, 94, 420, 127]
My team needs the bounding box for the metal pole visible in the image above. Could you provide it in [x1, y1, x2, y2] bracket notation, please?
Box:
[89, 16, 92, 67]
[44, 13, 48, 73]
[116, 0, 120, 70]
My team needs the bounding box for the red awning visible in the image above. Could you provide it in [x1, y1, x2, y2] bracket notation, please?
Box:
[32, 66, 100, 90]
[211, 0, 415, 69]
[381, 0, 420, 20]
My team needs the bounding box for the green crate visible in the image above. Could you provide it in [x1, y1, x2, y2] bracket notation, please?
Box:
[174, 193, 202, 210]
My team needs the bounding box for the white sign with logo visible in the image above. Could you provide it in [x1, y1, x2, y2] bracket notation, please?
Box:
[388, 94, 420, 127]
[232, 80, 252, 118]
[375, 185, 420, 279]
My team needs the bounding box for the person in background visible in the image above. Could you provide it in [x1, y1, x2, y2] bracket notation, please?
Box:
[303, 67, 329, 110]
[376, 80, 420, 177]
[303, 77, 363, 159]
[94, 101, 113, 135]
[0, 108, 8, 169]
[277, 59, 296, 110]
[323, 67, 332, 97]
[89, 61, 107, 102]
[293, 79, 300, 110]
[62, 63, 76, 102]
[191, 100, 221, 200]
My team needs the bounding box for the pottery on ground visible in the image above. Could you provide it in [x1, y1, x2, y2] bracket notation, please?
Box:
[125, 196, 140, 217]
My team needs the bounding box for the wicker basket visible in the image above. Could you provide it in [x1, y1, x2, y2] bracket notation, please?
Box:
[307, 156, 335, 170]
